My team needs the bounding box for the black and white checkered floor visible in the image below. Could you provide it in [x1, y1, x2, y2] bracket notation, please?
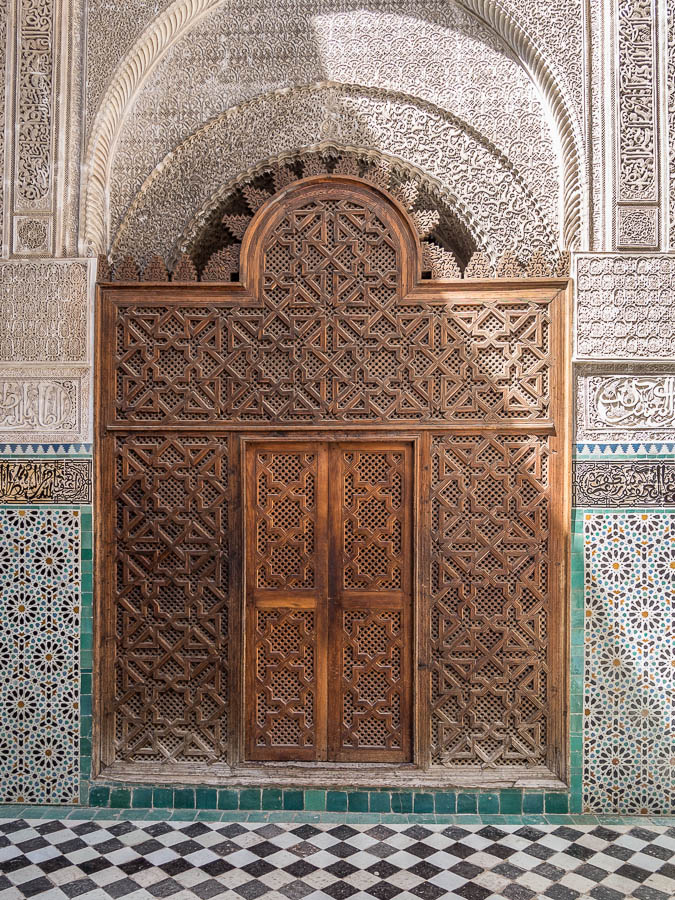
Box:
[0, 819, 673, 900]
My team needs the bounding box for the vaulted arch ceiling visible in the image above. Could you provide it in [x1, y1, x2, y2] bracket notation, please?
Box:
[82, 0, 584, 255]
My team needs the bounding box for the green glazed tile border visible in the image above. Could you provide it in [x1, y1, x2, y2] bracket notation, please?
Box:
[79, 784, 575, 816]
[6, 805, 675, 827]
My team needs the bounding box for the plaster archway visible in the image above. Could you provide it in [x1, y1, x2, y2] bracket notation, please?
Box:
[81, 0, 584, 254]
[109, 83, 559, 267]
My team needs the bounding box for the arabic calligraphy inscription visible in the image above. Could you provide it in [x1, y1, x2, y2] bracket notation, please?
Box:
[0, 460, 91, 503]
[577, 373, 675, 442]
[0, 380, 76, 431]
[574, 461, 675, 506]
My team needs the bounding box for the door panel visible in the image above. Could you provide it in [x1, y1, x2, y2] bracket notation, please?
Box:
[245, 440, 413, 763]
[245, 445, 328, 760]
[328, 445, 413, 762]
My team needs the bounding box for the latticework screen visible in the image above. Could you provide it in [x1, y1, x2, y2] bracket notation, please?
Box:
[98, 175, 568, 777]
[429, 434, 550, 767]
[110, 191, 551, 427]
[112, 435, 229, 763]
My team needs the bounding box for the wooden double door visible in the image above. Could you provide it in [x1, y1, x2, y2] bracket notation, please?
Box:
[245, 440, 413, 762]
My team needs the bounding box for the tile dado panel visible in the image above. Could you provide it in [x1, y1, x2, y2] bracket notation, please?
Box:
[0, 507, 84, 804]
[583, 512, 674, 815]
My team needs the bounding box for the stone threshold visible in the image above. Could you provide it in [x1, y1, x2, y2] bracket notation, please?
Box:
[99, 762, 566, 792]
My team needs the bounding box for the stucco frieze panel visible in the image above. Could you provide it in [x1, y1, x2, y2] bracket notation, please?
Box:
[668, 5, 675, 245]
[0, 366, 90, 443]
[14, 0, 53, 212]
[111, 84, 558, 265]
[613, 0, 661, 249]
[576, 365, 675, 442]
[575, 254, 675, 360]
[0, 260, 93, 363]
[103, 0, 559, 248]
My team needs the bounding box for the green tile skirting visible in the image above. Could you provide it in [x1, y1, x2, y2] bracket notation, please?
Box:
[2, 805, 675, 827]
[80, 784, 570, 816]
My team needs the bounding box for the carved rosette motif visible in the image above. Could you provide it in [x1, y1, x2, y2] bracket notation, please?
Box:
[13, 217, 50, 254]
[616, 207, 658, 249]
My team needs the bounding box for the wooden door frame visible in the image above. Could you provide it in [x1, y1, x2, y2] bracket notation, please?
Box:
[92, 277, 571, 790]
[233, 432, 421, 769]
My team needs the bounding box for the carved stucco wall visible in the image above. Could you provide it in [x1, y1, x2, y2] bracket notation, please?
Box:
[1, 0, 675, 813]
[83, 0, 567, 259]
[0, 0, 84, 259]
[0, 0, 7, 244]
[0, 260, 94, 442]
[82, 0, 585, 150]
[110, 84, 559, 265]
[669, 4, 675, 246]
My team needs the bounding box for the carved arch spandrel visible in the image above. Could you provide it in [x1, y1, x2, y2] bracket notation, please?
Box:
[82, 0, 585, 255]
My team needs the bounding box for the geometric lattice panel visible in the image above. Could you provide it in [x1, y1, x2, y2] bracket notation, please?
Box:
[430, 434, 550, 767]
[0, 508, 80, 803]
[252, 608, 317, 755]
[111, 188, 552, 427]
[339, 609, 406, 755]
[584, 512, 674, 814]
[113, 435, 229, 764]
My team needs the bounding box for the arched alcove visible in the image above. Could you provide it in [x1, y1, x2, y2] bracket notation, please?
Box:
[82, 0, 584, 257]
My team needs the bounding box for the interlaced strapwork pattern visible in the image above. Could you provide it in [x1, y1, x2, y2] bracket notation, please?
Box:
[113, 435, 229, 763]
[341, 451, 405, 592]
[340, 610, 404, 752]
[430, 435, 550, 768]
[253, 609, 316, 751]
[113, 191, 551, 425]
[254, 452, 317, 590]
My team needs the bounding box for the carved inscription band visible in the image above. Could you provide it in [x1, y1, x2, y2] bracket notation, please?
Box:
[573, 461, 675, 507]
[0, 459, 91, 503]
[577, 372, 675, 442]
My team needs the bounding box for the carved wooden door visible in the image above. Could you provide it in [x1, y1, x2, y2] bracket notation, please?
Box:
[245, 441, 413, 762]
